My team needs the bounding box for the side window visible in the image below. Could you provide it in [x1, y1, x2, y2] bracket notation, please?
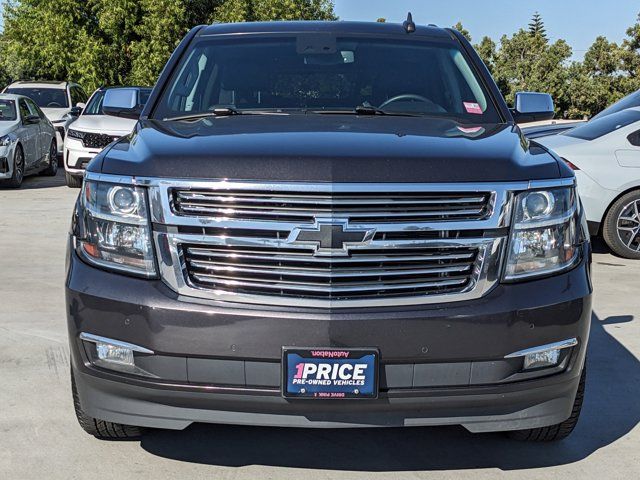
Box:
[565, 110, 640, 141]
[18, 99, 31, 121]
[25, 98, 44, 119]
[70, 86, 83, 106]
[628, 130, 640, 147]
[79, 88, 89, 103]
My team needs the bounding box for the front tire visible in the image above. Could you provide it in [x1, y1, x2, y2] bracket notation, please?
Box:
[71, 369, 142, 440]
[602, 190, 640, 259]
[1, 145, 25, 188]
[508, 365, 586, 442]
[65, 171, 83, 188]
[40, 140, 58, 176]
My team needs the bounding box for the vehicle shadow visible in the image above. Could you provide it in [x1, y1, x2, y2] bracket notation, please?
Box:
[18, 170, 67, 190]
[591, 236, 613, 255]
[140, 313, 638, 472]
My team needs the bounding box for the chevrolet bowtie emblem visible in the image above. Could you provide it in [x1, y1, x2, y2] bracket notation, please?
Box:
[287, 220, 376, 256]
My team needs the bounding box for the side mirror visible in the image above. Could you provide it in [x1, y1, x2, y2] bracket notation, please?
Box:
[69, 106, 83, 117]
[103, 88, 141, 119]
[512, 92, 555, 124]
[24, 114, 40, 124]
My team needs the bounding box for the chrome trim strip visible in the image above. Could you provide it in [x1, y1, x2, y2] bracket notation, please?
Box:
[84, 171, 576, 190]
[84, 172, 574, 233]
[504, 338, 578, 359]
[79, 333, 154, 354]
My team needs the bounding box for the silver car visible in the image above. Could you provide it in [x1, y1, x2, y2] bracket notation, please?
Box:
[0, 94, 58, 188]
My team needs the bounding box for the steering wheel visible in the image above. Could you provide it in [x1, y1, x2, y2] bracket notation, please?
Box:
[379, 94, 434, 110]
[47, 102, 63, 108]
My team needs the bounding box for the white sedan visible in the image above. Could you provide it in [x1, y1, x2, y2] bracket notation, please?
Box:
[537, 107, 640, 258]
[0, 94, 58, 188]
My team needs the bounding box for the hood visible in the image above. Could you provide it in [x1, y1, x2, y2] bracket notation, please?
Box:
[93, 115, 564, 183]
[41, 107, 69, 122]
[69, 114, 137, 135]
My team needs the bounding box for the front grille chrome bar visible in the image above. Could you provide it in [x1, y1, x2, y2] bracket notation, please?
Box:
[155, 232, 505, 308]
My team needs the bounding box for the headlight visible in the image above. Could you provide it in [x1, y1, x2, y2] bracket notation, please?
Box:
[0, 135, 11, 147]
[504, 187, 580, 281]
[76, 180, 156, 277]
[67, 129, 86, 140]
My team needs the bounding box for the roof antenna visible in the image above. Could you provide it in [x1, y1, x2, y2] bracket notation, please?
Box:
[403, 12, 416, 33]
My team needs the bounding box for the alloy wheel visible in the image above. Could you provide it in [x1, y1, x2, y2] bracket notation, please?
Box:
[616, 199, 640, 252]
[14, 149, 24, 184]
[50, 142, 58, 174]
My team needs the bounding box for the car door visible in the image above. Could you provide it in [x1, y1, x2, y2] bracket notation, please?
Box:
[25, 98, 50, 162]
[17, 99, 39, 169]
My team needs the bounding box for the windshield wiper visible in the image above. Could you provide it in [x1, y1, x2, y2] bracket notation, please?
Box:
[164, 107, 242, 121]
[310, 104, 421, 117]
[164, 107, 294, 121]
[355, 103, 387, 115]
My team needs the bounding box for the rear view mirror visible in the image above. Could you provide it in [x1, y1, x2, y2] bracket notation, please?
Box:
[512, 92, 555, 124]
[69, 106, 83, 117]
[103, 88, 141, 119]
[24, 114, 40, 124]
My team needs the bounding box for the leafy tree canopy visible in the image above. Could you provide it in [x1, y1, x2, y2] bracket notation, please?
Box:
[0, 0, 336, 91]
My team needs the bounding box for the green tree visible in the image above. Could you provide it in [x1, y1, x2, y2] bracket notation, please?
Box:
[214, 0, 336, 23]
[528, 12, 546, 39]
[452, 21, 471, 42]
[0, 0, 337, 91]
[475, 36, 497, 74]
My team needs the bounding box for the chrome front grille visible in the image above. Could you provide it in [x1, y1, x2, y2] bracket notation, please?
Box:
[183, 244, 480, 300]
[171, 189, 493, 223]
[139, 179, 517, 308]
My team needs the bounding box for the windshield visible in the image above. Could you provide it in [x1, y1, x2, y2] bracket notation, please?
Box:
[591, 91, 640, 121]
[564, 109, 640, 141]
[5, 87, 69, 109]
[0, 99, 17, 121]
[153, 36, 501, 123]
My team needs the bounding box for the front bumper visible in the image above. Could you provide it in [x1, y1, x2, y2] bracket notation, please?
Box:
[67, 243, 592, 432]
[64, 137, 100, 175]
[0, 144, 15, 179]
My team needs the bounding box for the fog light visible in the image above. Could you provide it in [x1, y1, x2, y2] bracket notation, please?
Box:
[523, 349, 560, 370]
[96, 342, 134, 366]
[505, 338, 577, 371]
[79, 332, 156, 377]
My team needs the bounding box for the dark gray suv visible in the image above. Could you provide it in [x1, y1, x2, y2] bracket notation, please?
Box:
[67, 19, 592, 442]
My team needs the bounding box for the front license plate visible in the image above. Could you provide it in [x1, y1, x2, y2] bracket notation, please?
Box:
[282, 348, 379, 399]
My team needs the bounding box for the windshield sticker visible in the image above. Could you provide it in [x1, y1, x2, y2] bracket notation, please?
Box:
[464, 102, 483, 115]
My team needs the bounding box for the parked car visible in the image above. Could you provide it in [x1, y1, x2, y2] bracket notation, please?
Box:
[537, 107, 640, 258]
[591, 89, 640, 121]
[522, 119, 585, 139]
[3, 80, 88, 155]
[0, 94, 58, 187]
[63, 86, 152, 188]
[68, 19, 591, 443]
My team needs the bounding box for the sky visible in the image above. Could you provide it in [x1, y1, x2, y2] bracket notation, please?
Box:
[0, 0, 637, 60]
[334, 0, 640, 60]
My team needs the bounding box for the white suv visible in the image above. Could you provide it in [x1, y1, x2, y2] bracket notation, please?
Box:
[3, 81, 88, 155]
[63, 86, 151, 187]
